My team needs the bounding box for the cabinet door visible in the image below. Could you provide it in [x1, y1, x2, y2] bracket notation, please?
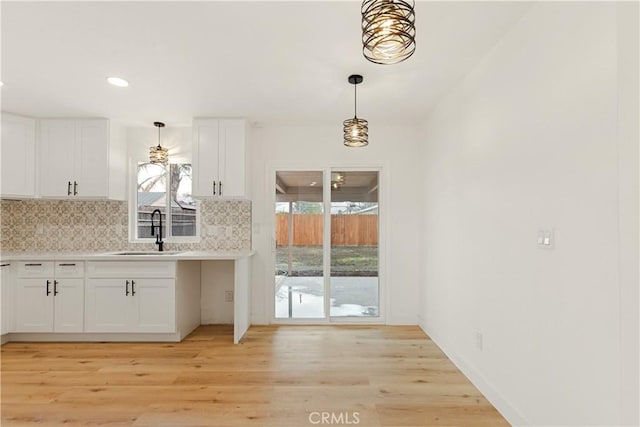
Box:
[85, 278, 133, 332]
[132, 278, 175, 333]
[192, 119, 220, 197]
[53, 278, 84, 332]
[75, 120, 109, 198]
[15, 278, 54, 332]
[1, 114, 36, 198]
[40, 120, 76, 197]
[1, 264, 14, 334]
[218, 119, 246, 198]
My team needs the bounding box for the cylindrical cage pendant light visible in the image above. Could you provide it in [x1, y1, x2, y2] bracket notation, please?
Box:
[362, 0, 416, 65]
[343, 74, 369, 147]
[149, 121, 169, 164]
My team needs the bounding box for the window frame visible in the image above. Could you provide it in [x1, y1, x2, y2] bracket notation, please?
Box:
[128, 159, 201, 244]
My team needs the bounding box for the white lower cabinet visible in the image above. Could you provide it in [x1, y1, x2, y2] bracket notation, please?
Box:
[14, 262, 84, 333]
[85, 262, 176, 333]
[1, 263, 15, 335]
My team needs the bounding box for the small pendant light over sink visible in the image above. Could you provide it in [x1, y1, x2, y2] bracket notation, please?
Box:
[343, 74, 369, 147]
[149, 121, 168, 164]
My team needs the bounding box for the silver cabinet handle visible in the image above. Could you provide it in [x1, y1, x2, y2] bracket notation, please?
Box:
[73, 181, 78, 196]
[131, 280, 136, 296]
[67, 181, 72, 196]
[25, 263, 42, 267]
[125, 280, 130, 296]
[0, 264, 10, 267]
[53, 280, 59, 296]
[219, 181, 222, 196]
[58, 263, 76, 266]
[213, 181, 216, 195]
[46, 280, 51, 296]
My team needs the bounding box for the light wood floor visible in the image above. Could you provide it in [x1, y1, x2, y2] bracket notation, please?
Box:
[1, 325, 509, 427]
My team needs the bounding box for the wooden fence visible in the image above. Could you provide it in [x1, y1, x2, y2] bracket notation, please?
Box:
[276, 214, 378, 246]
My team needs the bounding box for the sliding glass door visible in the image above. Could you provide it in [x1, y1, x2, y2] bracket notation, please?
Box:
[274, 171, 325, 319]
[274, 169, 380, 321]
[329, 171, 379, 317]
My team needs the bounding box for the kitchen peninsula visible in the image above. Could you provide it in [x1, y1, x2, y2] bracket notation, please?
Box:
[0, 250, 253, 345]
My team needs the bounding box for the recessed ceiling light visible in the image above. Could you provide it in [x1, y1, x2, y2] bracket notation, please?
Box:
[107, 77, 129, 87]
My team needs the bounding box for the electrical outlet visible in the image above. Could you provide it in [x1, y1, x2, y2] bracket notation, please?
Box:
[476, 331, 483, 351]
[224, 290, 234, 302]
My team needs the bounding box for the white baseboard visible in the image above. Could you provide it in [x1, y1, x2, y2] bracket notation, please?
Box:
[5, 332, 184, 343]
[419, 322, 531, 427]
[386, 314, 419, 325]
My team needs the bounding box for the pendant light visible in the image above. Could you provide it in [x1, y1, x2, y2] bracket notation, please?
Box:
[343, 74, 369, 147]
[362, 0, 416, 65]
[149, 121, 168, 164]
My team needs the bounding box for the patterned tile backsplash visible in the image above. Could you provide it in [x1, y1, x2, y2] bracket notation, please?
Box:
[0, 199, 251, 252]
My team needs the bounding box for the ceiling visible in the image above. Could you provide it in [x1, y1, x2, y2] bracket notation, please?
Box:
[276, 170, 379, 203]
[1, 1, 531, 128]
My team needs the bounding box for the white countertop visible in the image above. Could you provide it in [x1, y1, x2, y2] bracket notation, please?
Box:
[0, 250, 255, 262]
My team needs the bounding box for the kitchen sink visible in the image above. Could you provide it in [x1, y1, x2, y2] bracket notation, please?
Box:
[109, 251, 183, 256]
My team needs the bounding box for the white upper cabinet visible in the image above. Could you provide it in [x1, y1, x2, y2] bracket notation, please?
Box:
[192, 118, 246, 198]
[39, 119, 126, 200]
[1, 113, 36, 198]
[40, 119, 108, 198]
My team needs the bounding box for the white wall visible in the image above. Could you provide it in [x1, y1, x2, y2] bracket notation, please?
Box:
[616, 3, 639, 425]
[200, 260, 235, 324]
[248, 124, 421, 325]
[418, 2, 636, 425]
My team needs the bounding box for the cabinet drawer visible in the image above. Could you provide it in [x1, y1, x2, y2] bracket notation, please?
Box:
[17, 262, 54, 278]
[55, 261, 85, 278]
[87, 261, 176, 278]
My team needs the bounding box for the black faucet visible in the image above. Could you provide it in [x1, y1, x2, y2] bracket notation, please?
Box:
[150, 209, 164, 252]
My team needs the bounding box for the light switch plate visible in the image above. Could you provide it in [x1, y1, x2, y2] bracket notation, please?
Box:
[537, 228, 554, 249]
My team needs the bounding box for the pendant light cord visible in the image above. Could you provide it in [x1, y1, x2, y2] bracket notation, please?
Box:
[354, 82, 358, 119]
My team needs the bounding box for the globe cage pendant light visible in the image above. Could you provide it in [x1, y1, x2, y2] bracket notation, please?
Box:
[343, 74, 369, 147]
[362, 0, 416, 65]
[149, 121, 169, 164]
